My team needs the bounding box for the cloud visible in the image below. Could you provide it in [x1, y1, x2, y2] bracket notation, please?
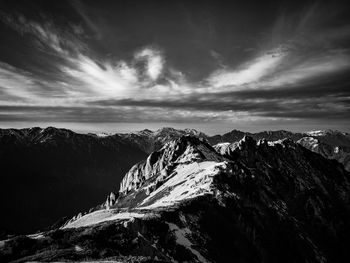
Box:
[0, 12, 86, 55]
[62, 55, 140, 98]
[135, 47, 165, 81]
[205, 3, 350, 97]
[208, 47, 286, 89]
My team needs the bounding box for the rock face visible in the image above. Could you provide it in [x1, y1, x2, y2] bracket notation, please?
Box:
[2, 135, 350, 263]
[118, 136, 220, 195]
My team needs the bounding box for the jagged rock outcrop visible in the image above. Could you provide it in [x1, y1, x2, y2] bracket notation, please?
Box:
[3, 135, 350, 263]
[119, 136, 220, 195]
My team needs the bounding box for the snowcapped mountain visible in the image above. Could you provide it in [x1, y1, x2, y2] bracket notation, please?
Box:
[3, 135, 350, 263]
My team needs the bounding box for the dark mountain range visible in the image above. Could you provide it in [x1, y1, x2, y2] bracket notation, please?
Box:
[1, 126, 349, 238]
[1, 135, 349, 262]
[0, 127, 148, 235]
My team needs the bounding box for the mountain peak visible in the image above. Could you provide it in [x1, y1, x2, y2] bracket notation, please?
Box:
[118, 135, 222, 195]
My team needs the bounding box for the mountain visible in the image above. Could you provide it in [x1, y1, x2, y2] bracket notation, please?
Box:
[2, 135, 349, 263]
[118, 127, 208, 153]
[117, 128, 350, 172]
[210, 129, 350, 172]
[298, 136, 350, 171]
[1, 126, 349, 237]
[207, 129, 305, 145]
[304, 130, 350, 147]
[0, 127, 148, 235]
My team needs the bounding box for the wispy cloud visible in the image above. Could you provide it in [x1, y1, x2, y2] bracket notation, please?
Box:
[0, 12, 86, 55]
[208, 47, 286, 89]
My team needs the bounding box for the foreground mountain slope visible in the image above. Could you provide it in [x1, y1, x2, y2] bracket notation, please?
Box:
[2, 136, 350, 263]
[0, 127, 147, 235]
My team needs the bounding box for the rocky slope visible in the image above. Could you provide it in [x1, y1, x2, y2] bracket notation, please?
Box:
[2, 135, 350, 263]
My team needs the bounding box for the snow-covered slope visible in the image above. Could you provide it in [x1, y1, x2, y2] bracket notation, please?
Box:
[62, 210, 148, 229]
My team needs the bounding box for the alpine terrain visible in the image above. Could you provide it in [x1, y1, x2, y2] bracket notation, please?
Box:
[1, 135, 350, 263]
[1, 127, 349, 237]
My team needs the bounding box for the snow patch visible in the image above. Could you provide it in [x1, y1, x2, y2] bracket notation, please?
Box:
[268, 139, 285, 147]
[62, 209, 147, 229]
[27, 233, 44, 240]
[306, 130, 326, 136]
[96, 133, 111, 137]
[167, 222, 210, 263]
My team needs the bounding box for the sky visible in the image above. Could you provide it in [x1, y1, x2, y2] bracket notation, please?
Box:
[0, 0, 349, 135]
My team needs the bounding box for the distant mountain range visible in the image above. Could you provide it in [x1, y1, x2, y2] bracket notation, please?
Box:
[1, 135, 349, 262]
[0, 126, 349, 237]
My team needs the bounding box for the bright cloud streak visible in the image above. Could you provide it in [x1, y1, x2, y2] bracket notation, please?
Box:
[266, 54, 350, 87]
[62, 55, 139, 98]
[208, 49, 286, 89]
